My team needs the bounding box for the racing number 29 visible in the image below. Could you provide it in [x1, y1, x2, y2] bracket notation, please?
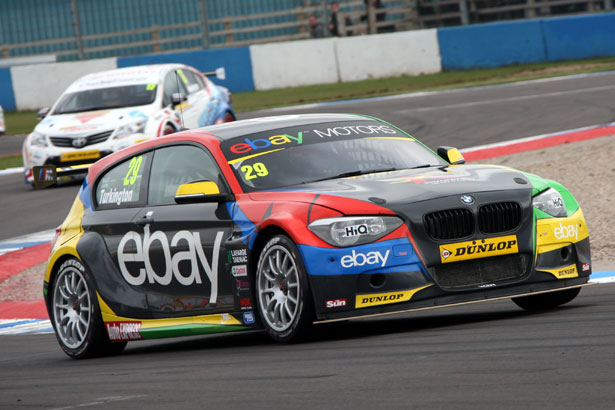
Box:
[241, 162, 268, 180]
[123, 156, 143, 186]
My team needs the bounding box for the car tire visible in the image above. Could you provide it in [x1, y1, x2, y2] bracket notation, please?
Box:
[50, 258, 127, 359]
[512, 287, 581, 311]
[255, 235, 314, 343]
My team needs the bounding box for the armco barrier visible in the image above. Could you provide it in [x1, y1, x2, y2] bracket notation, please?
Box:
[438, 20, 547, 70]
[0, 68, 16, 111]
[335, 30, 441, 82]
[11, 58, 117, 111]
[251, 39, 339, 90]
[117, 47, 255, 93]
[543, 13, 615, 61]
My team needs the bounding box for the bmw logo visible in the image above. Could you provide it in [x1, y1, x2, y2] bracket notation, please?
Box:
[460, 195, 475, 204]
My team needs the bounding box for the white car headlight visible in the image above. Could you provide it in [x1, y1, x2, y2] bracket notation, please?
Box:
[308, 216, 403, 247]
[29, 132, 48, 147]
[532, 188, 567, 217]
[112, 120, 146, 140]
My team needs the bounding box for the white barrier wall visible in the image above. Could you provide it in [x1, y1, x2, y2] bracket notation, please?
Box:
[335, 29, 441, 82]
[251, 30, 442, 91]
[12, 58, 117, 111]
[250, 39, 339, 90]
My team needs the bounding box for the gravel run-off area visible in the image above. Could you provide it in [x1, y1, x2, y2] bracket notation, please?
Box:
[474, 134, 615, 267]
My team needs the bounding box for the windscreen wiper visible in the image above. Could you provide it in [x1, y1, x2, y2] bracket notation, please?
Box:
[309, 168, 398, 183]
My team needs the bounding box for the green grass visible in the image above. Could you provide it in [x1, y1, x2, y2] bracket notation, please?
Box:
[0, 154, 23, 170]
[3, 57, 615, 136]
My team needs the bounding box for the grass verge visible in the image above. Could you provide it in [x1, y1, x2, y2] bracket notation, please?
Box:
[0, 154, 23, 170]
[2, 57, 615, 136]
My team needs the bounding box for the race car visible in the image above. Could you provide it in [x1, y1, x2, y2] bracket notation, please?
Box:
[42, 113, 591, 359]
[0, 105, 5, 134]
[23, 63, 235, 186]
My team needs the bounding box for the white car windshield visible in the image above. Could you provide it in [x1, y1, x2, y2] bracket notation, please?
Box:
[52, 84, 157, 114]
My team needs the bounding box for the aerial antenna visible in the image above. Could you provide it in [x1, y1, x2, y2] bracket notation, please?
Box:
[175, 70, 185, 130]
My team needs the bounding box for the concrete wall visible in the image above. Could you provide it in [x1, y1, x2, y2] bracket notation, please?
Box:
[543, 13, 615, 61]
[0, 68, 16, 111]
[250, 39, 339, 90]
[117, 47, 255, 93]
[335, 30, 441, 82]
[11, 58, 117, 111]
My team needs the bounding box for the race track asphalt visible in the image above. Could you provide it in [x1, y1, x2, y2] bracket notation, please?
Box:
[2, 71, 614, 240]
[1, 72, 614, 409]
[1, 284, 614, 409]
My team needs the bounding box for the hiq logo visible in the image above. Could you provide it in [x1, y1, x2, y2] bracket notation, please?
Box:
[343, 224, 369, 237]
[230, 132, 303, 154]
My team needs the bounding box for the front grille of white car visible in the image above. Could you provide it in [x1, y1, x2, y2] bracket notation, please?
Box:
[50, 130, 113, 148]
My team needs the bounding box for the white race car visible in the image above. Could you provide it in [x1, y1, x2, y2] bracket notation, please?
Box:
[22, 63, 235, 185]
[0, 105, 5, 134]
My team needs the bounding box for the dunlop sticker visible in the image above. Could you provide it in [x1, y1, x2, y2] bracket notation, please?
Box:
[439, 235, 518, 264]
[355, 285, 431, 308]
[540, 264, 578, 279]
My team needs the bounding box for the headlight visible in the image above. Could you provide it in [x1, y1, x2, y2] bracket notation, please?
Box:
[29, 132, 48, 147]
[308, 216, 403, 247]
[532, 188, 567, 217]
[112, 120, 146, 140]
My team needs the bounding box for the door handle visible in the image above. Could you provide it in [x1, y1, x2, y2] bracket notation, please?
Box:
[135, 211, 154, 226]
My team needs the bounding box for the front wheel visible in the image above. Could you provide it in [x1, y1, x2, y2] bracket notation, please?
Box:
[255, 235, 314, 342]
[51, 258, 126, 359]
[512, 287, 581, 311]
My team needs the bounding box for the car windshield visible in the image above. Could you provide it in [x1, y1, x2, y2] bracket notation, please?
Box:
[221, 120, 447, 192]
[52, 84, 157, 114]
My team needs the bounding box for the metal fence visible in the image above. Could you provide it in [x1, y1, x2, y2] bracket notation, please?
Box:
[0, 0, 612, 62]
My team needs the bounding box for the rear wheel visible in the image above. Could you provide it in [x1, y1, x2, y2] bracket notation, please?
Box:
[51, 258, 126, 359]
[255, 235, 314, 342]
[512, 287, 581, 311]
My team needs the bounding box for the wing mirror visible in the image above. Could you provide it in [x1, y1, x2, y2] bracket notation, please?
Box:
[437, 146, 465, 165]
[37, 107, 51, 121]
[174, 180, 234, 204]
[171, 93, 188, 106]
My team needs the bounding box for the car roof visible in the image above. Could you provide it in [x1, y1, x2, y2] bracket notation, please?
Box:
[65, 64, 187, 93]
[193, 113, 378, 141]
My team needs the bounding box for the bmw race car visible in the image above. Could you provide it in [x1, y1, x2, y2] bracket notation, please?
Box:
[42, 114, 591, 359]
[23, 64, 235, 186]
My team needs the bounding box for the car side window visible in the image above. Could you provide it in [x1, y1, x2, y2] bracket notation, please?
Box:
[162, 71, 188, 107]
[95, 152, 152, 209]
[180, 69, 203, 94]
[148, 145, 227, 206]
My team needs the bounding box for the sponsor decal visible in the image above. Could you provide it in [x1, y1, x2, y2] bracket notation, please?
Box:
[59, 149, 100, 163]
[129, 110, 147, 119]
[355, 285, 431, 308]
[240, 298, 252, 308]
[228, 249, 247, 264]
[553, 222, 578, 241]
[75, 111, 109, 124]
[325, 299, 347, 309]
[340, 249, 390, 268]
[243, 312, 255, 324]
[541, 264, 579, 279]
[312, 125, 396, 138]
[582, 263, 590, 272]
[439, 235, 518, 264]
[343, 224, 369, 238]
[478, 283, 496, 288]
[235, 279, 250, 290]
[105, 321, 143, 341]
[231, 264, 248, 277]
[230, 132, 303, 154]
[98, 187, 135, 206]
[117, 225, 223, 302]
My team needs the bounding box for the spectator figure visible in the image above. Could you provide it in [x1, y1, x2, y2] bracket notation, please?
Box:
[328, 2, 353, 37]
[309, 14, 325, 38]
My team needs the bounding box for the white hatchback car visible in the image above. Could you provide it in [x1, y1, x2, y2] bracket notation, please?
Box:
[22, 63, 235, 185]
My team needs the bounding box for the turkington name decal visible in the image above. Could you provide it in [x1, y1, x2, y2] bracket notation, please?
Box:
[439, 235, 518, 264]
